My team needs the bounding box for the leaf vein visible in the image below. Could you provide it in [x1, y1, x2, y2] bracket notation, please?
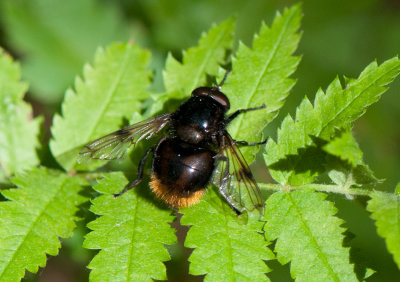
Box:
[0, 176, 67, 279]
[221, 200, 235, 282]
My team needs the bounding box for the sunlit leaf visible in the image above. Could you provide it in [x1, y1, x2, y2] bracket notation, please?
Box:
[164, 17, 235, 95]
[84, 172, 176, 281]
[148, 17, 235, 116]
[50, 42, 152, 171]
[0, 48, 42, 176]
[0, 167, 86, 281]
[224, 4, 302, 164]
[180, 188, 273, 281]
[264, 190, 357, 281]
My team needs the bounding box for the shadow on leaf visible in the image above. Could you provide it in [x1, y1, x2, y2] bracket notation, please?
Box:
[268, 135, 329, 176]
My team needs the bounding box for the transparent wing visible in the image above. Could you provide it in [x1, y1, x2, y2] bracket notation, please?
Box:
[213, 132, 264, 214]
[79, 113, 171, 161]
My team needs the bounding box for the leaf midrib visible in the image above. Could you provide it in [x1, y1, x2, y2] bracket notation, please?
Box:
[221, 200, 236, 282]
[84, 44, 133, 144]
[287, 192, 340, 282]
[320, 64, 399, 137]
[231, 10, 294, 138]
[188, 23, 230, 92]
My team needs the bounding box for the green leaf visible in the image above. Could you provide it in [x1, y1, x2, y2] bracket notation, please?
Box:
[180, 188, 273, 281]
[0, 48, 42, 176]
[84, 172, 176, 281]
[367, 190, 400, 268]
[163, 17, 235, 95]
[0, 167, 86, 281]
[324, 132, 381, 187]
[326, 165, 381, 190]
[50, 42, 152, 171]
[265, 57, 400, 185]
[147, 17, 236, 117]
[264, 190, 357, 281]
[323, 131, 363, 167]
[224, 4, 302, 163]
[0, 0, 132, 103]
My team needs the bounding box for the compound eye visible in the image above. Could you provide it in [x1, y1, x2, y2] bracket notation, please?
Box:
[191, 87, 230, 110]
[191, 87, 211, 97]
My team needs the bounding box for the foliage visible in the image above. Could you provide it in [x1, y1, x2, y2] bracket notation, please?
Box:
[367, 190, 400, 267]
[164, 17, 235, 95]
[83, 173, 176, 281]
[264, 57, 400, 186]
[147, 17, 236, 116]
[50, 42, 152, 171]
[0, 48, 42, 177]
[180, 188, 274, 281]
[323, 131, 363, 167]
[0, 168, 86, 281]
[0, 3, 399, 281]
[264, 190, 357, 281]
[223, 5, 301, 163]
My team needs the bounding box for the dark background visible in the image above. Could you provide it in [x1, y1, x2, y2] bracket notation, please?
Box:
[0, 0, 399, 281]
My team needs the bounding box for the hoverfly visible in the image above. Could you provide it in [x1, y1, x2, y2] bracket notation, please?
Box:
[80, 76, 266, 214]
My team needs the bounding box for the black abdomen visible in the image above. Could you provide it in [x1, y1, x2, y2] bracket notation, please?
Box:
[150, 138, 216, 208]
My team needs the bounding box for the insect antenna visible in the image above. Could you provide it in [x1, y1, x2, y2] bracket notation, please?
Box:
[217, 70, 231, 89]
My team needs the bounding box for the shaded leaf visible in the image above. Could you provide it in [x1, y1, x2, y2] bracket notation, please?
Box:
[367, 190, 400, 268]
[323, 131, 363, 167]
[84, 172, 176, 281]
[325, 149, 381, 188]
[50, 42, 152, 171]
[264, 190, 357, 281]
[180, 187, 273, 281]
[0, 48, 42, 176]
[322, 131, 381, 187]
[0, 167, 86, 281]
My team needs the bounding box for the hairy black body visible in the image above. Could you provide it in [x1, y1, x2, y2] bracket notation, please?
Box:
[80, 85, 266, 213]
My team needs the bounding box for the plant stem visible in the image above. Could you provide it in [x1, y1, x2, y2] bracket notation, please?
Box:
[258, 183, 372, 197]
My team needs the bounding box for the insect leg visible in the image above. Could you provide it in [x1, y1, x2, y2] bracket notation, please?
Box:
[114, 146, 155, 197]
[235, 138, 268, 146]
[225, 104, 266, 125]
